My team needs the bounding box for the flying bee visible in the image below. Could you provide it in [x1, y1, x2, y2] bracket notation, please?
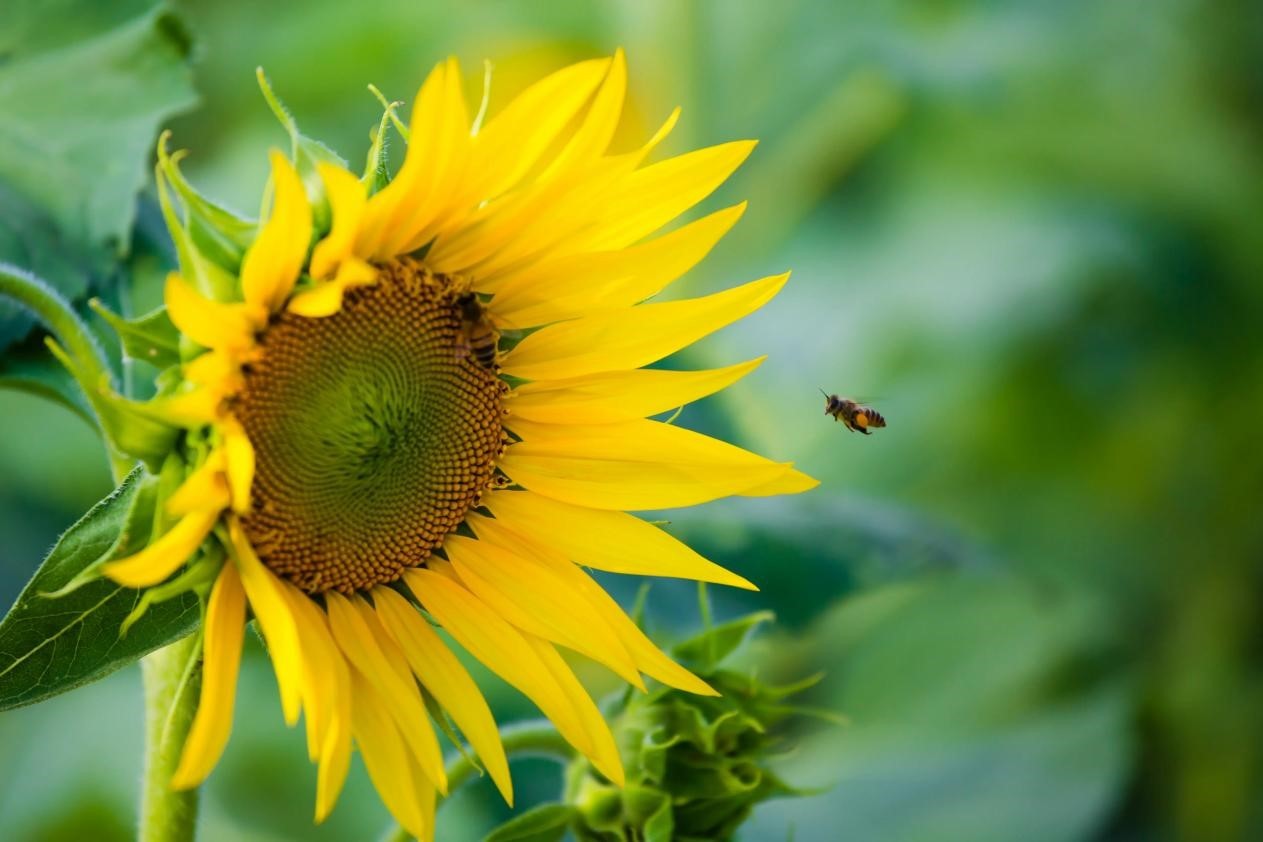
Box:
[455, 292, 500, 370]
[820, 389, 886, 435]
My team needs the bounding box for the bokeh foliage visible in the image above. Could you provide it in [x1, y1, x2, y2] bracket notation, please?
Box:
[1, 1, 1260, 841]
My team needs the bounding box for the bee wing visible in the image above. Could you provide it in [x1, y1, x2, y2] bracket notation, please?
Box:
[488, 311, 523, 340]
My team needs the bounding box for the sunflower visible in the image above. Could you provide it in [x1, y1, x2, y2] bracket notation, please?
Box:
[101, 50, 815, 839]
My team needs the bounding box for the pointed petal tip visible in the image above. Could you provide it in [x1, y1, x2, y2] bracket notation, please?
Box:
[601, 757, 627, 788]
[691, 678, 721, 697]
[719, 571, 760, 592]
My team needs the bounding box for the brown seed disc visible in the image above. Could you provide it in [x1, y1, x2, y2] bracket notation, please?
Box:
[234, 260, 505, 593]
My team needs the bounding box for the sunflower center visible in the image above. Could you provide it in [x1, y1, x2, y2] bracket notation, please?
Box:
[235, 259, 505, 594]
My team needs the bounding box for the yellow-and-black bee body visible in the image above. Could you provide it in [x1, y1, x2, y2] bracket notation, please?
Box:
[822, 392, 886, 435]
[456, 292, 500, 370]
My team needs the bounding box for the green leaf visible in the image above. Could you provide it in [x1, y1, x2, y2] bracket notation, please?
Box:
[0, 467, 200, 711]
[0, 3, 196, 251]
[484, 804, 577, 842]
[0, 1, 197, 349]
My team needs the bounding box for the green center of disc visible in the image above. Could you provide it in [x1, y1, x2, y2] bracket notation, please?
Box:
[235, 260, 505, 593]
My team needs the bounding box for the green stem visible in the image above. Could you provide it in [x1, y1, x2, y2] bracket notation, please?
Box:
[0, 262, 131, 481]
[140, 634, 203, 842]
[380, 720, 574, 842]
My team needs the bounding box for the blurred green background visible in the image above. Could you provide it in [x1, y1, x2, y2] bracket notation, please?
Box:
[2, 0, 1261, 840]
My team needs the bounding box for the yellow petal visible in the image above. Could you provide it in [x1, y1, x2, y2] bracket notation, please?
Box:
[443, 535, 643, 689]
[372, 586, 514, 805]
[555, 567, 716, 696]
[241, 150, 313, 314]
[350, 670, 430, 840]
[490, 202, 747, 327]
[228, 520, 303, 726]
[462, 58, 611, 202]
[281, 587, 333, 760]
[171, 563, 246, 788]
[164, 273, 255, 352]
[220, 417, 254, 515]
[502, 273, 788, 381]
[144, 387, 225, 427]
[102, 508, 219, 588]
[523, 633, 624, 786]
[573, 139, 757, 253]
[355, 60, 449, 256]
[165, 450, 229, 516]
[360, 58, 472, 258]
[282, 586, 353, 821]
[481, 489, 755, 589]
[739, 466, 820, 496]
[315, 698, 353, 824]
[506, 357, 763, 425]
[286, 258, 376, 318]
[427, 154, 629, 278]
[430, 106, 681, 282]
[404, 568, 601, 762]
[470, 514, 716, 696]
[500, 417, 796, 511]
[393, 56, 475, 254]
[537, 49, 626, 181]
[324, 592, 446, 793]
[310, 163, 368, 279]
[184, 349, 244, 389]
[404, 747, 439, 842]
[355, 600, 451, 795]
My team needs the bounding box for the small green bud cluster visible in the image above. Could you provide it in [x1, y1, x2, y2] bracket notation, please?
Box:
[488, 612, 831, 842]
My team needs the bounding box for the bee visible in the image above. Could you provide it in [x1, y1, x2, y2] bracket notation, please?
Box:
[821, 389, 886, 435]
[455, 292, 500, 370]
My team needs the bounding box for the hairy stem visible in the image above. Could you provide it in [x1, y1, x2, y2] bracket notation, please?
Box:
[0, 262, 131, 481]
[381, 720, 575, 842]
[139, 635, 203, 842]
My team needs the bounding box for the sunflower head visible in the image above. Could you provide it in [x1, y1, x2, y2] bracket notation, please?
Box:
[81, 50, 816, 840]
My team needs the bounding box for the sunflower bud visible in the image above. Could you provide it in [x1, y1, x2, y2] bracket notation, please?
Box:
[489, 612, 829, 842]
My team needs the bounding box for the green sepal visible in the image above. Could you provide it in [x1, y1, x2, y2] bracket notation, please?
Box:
[155, 135, 238, 301]
[484, 804, 577, 842]
[0, 467, 200, 712]
[44, 337, 178, 469]
[362, 85, 406, 193]
[622, 785, 674, 842]
[152, 450, 190, 536]
[90, 299, 181, 370]
[185, 207, 248, 277]
[121, 549, 220, 637]
[256, 67, 348, 235]
[157, 138, 256, 265]
[672, 610, 774, 672]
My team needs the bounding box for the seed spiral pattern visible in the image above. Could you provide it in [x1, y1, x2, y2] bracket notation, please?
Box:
[235, 260, 505, 593]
